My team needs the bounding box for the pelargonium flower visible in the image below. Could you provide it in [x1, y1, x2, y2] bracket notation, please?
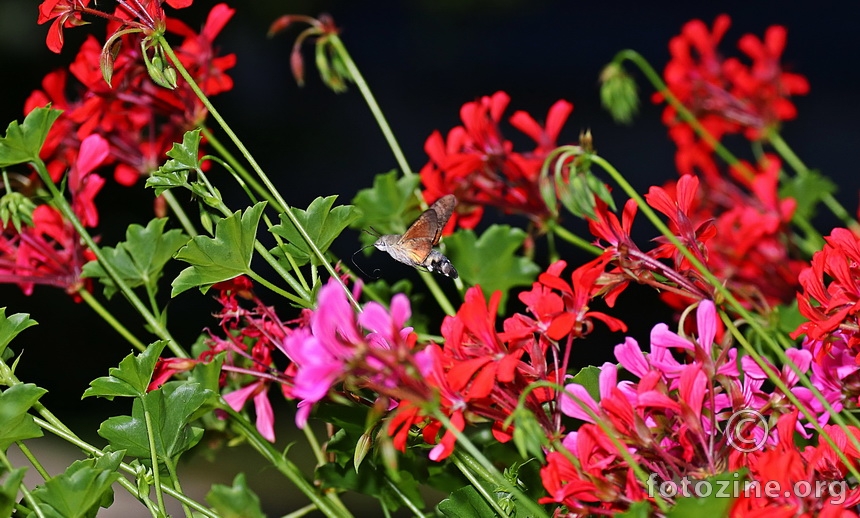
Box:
[586, 162, 802, 315]
[28, 3, 235, 190]
[542, 300, 819, 515]
[795, 332, 860, 428]
[419, 91, 574, 230]
[792, 228, 860, 351]
[731, 410, 860, 517]
[279, 278, 417, 428]
[655, 15, 809, 179]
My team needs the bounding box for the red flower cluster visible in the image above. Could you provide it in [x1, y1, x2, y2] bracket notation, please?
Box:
[793, 228, 860, 353]
[586, 157, 802, 313]
[731, 410, 860, 517]
[420, 91, 573, 231]
[151, 276, 291, 442]
[5, 2, 235, 297]
[656, 14, 809, 179]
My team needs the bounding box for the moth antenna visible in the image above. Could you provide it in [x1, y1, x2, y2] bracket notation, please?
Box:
[351, 245, 379, 279]
[363, 227, 381, 238]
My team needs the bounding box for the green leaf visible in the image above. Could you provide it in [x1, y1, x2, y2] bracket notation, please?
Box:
[98, 381, 212, 460]
[0, 466, 27, 517]
[82, 218, 188, 299]
[779, 170, 837, 221]
[172, 202, 266, 296]
[206, 473, 266, 518]
[666, 471, 739, 518]
[0, 308, 37, 357]
[437, 485, 496, 518]
[350, 170, 421, 246]
[616, 500, 653, 518]
[0, 384, 46, 451]
[165, 129, 201, 170]
[28, 452, 123, 518]
[0, 107, 62, 167]
[317, 462, 424, 512]
[444, 225, 540, 310]
[569, 365, 602, 403]
[269, 195, 360, 267]
[145, 129, 202, 194]
[83, 341, 168, 400]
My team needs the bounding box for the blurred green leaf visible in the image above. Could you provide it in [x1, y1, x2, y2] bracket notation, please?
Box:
[270, 195, 360, 267]
[570, 365, 602, 403]
[27, 452, 123, 518]
[779, 170, 836, 221]
[444, 225, 540, 310]
[83, 341, 168, 400]
[351, 170, 421, 246]
[437, 485, 496, 518]
[206, 473, 266, 518]
[0, 466, 26, 516]
[82, 218, 187, 299]
[172, 202, 266, 296]
[666, 471, 740, 517]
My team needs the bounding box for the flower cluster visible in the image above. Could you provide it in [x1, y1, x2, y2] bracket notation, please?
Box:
[544, 301, 859, 516]
[3, 2, 235, 297]
[655, 14, 809, 179]
[420, 91, 574, 231]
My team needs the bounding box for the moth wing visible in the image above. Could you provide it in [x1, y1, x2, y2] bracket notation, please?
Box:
[428, 194, 456, 245]
[397, 208, 439, 262]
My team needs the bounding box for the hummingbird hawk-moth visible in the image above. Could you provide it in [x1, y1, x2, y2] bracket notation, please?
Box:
[373, 194, 458, 278]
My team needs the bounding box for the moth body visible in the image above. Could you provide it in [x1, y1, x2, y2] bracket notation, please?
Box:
[369, 195, 459, 279]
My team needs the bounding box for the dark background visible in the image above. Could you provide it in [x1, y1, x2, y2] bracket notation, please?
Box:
[2, 0, 860, 514]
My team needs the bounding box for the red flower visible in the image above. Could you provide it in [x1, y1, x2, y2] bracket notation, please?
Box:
[655, 15, 810, 178]
[37, 0, 91, 53]
[793, 228, 860, 352]
[420, 91, 574, 230]
[0, 206, 93, 297]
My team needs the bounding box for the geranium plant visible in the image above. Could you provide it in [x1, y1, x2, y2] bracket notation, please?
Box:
[0, 2, 858, 517]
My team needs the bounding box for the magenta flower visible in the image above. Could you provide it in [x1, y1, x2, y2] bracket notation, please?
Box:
[223, 380, 275, 442]
[279, 279, 415, 428]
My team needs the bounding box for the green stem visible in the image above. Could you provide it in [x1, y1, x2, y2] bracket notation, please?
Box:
[591, 153, 860, 480]
[29, 159, 186, 358]
[201, 127, 284, 212]
[432, 410, 548, 518]
[450, 451, 511, 517]
[221, 405, 352, 518]
[164, 457, 193, 518]
[614, 50, 756, 182]
[546, 220, 602, 256]
[768, 131, 860, 233]
[32, 417, 218, 517]
[15, 441, 51, 481]
[247, 268, 309, 307]
[159, 38, 359, 311]
[419, 270, 456, 316]
[141, 400, 168, 515]
[383, 477, 427, 518]
[328, 35, 413, 178]
[161, 189, 198, 237]
[77, 289, 148, 352]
